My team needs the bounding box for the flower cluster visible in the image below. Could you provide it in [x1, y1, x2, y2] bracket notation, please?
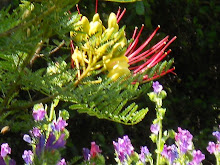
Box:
[207, 126, 220, 164]
[161, 127, 205, 164]
[70, 2, 176, 84]
[22, 103, 68, 165]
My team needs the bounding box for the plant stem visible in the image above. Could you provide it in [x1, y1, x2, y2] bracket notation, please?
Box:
[156, 118, 162, 165]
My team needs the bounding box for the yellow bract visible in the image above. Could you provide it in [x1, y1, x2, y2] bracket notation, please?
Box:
[70, 12, 130, 82]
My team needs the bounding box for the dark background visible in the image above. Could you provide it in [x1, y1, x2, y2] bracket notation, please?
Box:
[0, 0, 219, 164]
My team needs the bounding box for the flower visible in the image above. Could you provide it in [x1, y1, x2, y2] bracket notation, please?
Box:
[30, 127, 41, 137]
[152, 81, 163, 94]
[213, 131, 220, 142]
[207, 141, 217, 154]
[53, 117, 68, 132]
[32, 104, 46, 121]
[82, 148, 91, 161]
[150, 124, 160, 135]
[90, 142, 102, 158]
[161, 144, 178, 164]
[70, 3, 176, 83]
[57, 158, 66, 165]
[139, 146, 150, 163]
[189, 150, 205, 165]
[175, 127, 193, 154]
[22, 150, 33, 165]
[36, 132, 66, 156]
[113, 135, 134, 162]
[23, 134, 32, 144]
[1, 143, 11, 158]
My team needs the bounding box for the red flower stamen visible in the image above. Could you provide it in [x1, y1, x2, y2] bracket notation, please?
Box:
[116, 7, 121, 19]
[125, 24, 145, 56]
[76, 4, 81, 15]
[95, 0, 98, 13]
[127, 25, 160, 60]
[117, 8, 126, 23]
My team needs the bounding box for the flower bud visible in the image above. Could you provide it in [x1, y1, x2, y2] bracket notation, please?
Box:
[108, 13, 118, 30]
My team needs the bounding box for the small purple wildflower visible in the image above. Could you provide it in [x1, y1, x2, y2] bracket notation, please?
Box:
[150, 124, 160, 135]
[152, 81, 163, 94]
[30, 127, 41, 137]
[175, 127, 193, 154]
[161, 144, 178, 164]
[53, 117, 68, 132]
[32, 106, 46, 121]
[83, 148, 91, 161]
[1, 143, 11, 158]
[90, 142, 102, 158]
[189, 150, 205, 165]
[57, 158, 66, 165]
[213, 131, 220, 142]
[22, 150, 33, 165]
[113, 135, 134, 162]
[23, 134, 32, 144]
[139, 146, 150, 163]
[207, 142, 217, 154]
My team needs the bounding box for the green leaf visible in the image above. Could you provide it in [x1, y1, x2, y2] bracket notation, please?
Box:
[136, 1, 145, 15]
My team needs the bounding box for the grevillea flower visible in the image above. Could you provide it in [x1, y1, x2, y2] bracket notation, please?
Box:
[113, 135, 134, 162]
[22, 150, 33, 165]
[150, 123, 160, 135]
[1, 143, 11, 158]
[161, 144, 178, 164]
[139, 146, 150, 163]
[32, 103, 46, 121]
[189, 150, 205, 165]
[70, 0, 176, 83]
[152, 81, 163, 94]
[175, 127, 193, 154]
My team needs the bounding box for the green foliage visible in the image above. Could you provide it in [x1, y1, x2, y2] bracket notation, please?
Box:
[0, 0, 174, 128]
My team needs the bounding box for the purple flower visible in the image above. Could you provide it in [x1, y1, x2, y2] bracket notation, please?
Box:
[22, 150, 33, 164]
[189, 150, 205, 165]
[113, 135, 134, 162]
[57, 158, 66, 165]
[90, 142, 101, 158]
[45, 133, 66, 150]
[207, 142, 217, 154]
[53, 117, 68, 132]
[1, 143, 11, 158]
[23, 134, 32, 144]
[213, 131, 220, 142]
[161, 144, 178, 164]
[139, 146, 150, 162]
[36, 132, 66, 156]
[30, 127, 41, 137]
[175, 127, 193, 154]
[32, 106, 46, 121]
[150, 124, 160, 135]
[152, 81, 163, 94]
[83, 148, 91, 161]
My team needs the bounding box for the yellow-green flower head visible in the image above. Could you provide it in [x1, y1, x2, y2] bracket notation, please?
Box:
[70, 12, 130, 81]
